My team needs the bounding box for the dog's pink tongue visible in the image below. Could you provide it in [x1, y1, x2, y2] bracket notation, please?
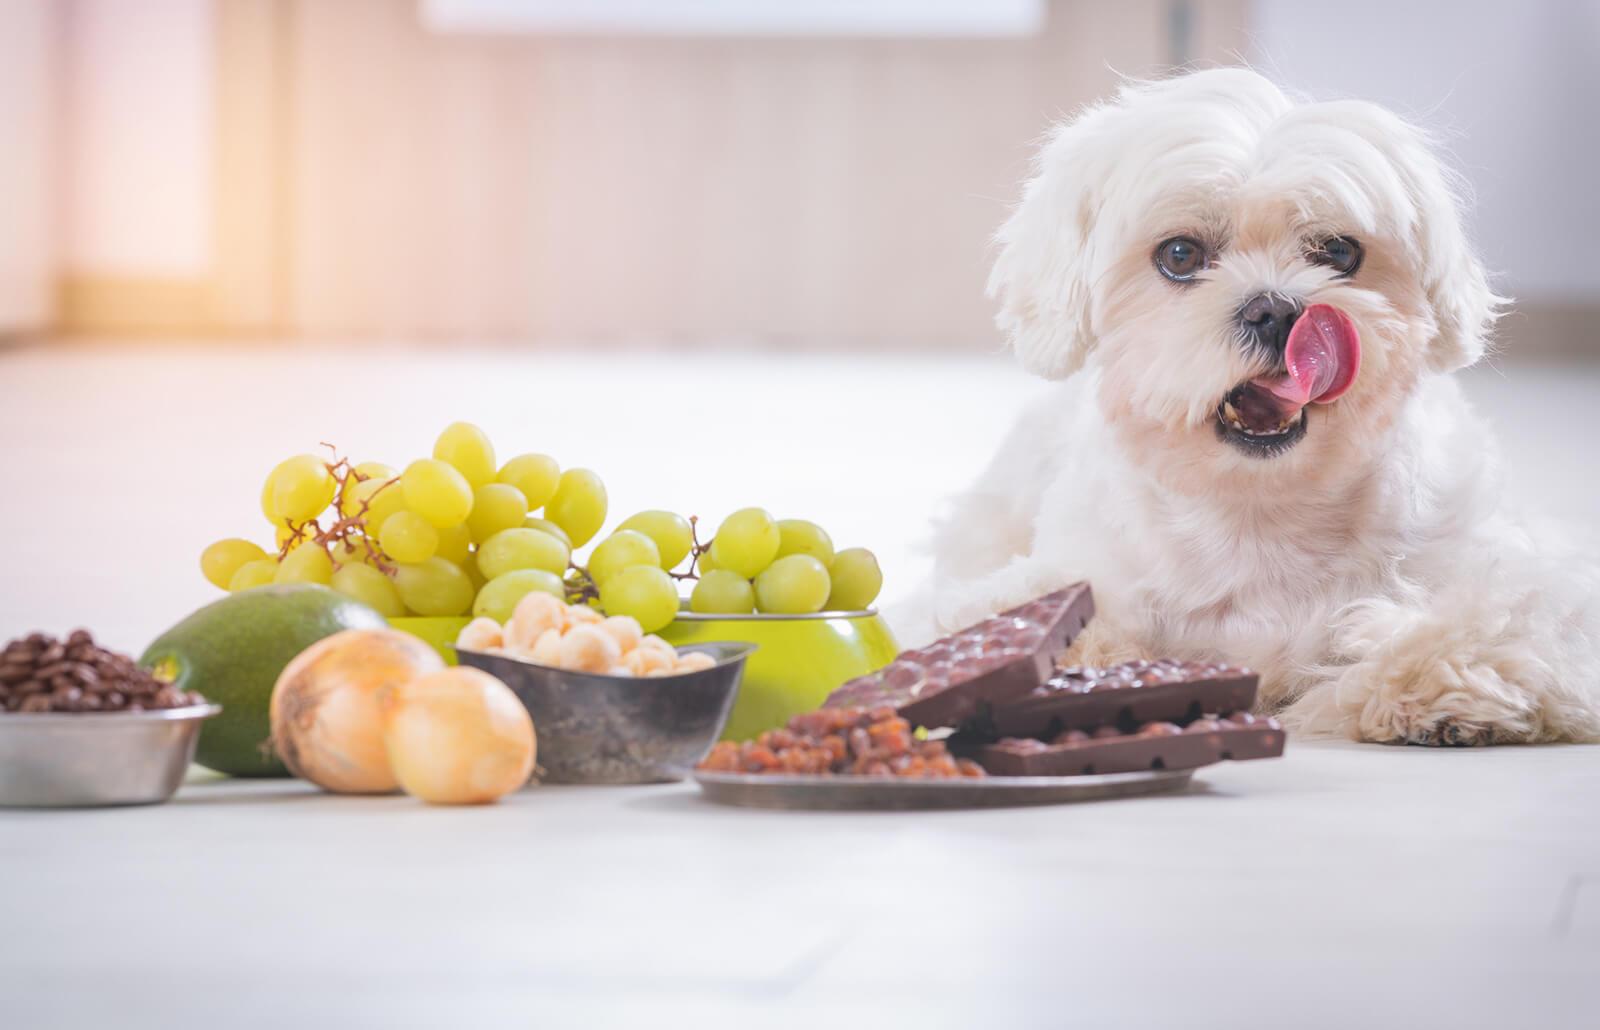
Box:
[1255, 304, 1361, 406]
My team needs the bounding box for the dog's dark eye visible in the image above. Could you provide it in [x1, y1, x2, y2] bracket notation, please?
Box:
[1154, 237, 1208, 283]
[1309, 236, 1363, 276]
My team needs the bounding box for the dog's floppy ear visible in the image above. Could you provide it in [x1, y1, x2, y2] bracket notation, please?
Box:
[1391, 119, 1507, 372]
[988, 110, 1107, 380]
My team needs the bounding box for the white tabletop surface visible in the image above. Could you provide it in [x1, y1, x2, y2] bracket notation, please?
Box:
[2, 344, 1598, 1028]
[3, 742, 1597, 1029]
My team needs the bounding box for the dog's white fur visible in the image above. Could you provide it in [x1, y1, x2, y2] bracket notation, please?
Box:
[913, 69, 1600, 745]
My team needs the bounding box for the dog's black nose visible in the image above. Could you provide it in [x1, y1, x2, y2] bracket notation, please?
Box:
[1237, 294, 1302, 355]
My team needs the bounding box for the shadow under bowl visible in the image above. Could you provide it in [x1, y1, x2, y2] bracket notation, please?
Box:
[455, 642, 753, 785]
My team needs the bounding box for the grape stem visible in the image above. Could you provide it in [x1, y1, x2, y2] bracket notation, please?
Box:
[565, 565, 601, 605]
[676, 515, 711, 582]
[273, 446, 398, 576]
[570, 514, 711, 599]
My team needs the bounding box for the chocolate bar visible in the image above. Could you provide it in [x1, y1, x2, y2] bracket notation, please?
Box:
[975, 711, 1284, 777]
[823, 583, 1095, 728]
[983, 659, 1258, 739]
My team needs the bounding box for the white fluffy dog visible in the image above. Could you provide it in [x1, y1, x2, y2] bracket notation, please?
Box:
[917, 68, 1600, 745]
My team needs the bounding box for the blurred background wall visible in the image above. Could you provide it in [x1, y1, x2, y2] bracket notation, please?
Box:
[1, 0, 1595, 353]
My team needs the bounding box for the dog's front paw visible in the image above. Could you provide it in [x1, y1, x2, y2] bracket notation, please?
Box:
[1346, 658, 1536, 746]
[1313, 598, 1552, 746]
[1398, 716, 1495, 748]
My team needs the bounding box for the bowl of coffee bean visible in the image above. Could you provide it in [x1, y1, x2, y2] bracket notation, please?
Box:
[0, 630, 218, 808]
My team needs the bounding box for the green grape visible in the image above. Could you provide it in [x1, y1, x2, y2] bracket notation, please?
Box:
[497, 453, 561, 511]
[260, 478, 280, 523]
[545, 468, 607, 547]
[710, 507, 780, 579]
[690, 569, 756, 614]
[380, 511, 439, 563]
[269, 455, 337, 523]
[522, 516, 572, 551]
[433, 422, 497, 489]
[329, 536, 374, 567]
[339, 462, 399, 517]
[435, 522, 473, 566]
[392, 557, 474, 616]
[754, 554, 831, 614]
[466, 483, 529, 544]
[351, 460, 397, 483]
[695, 548, 719, 574]
[826, 547, 883, 611]
[476, 527, 570, 580]
[401, 458, 474, 528]
[275, 522, 312, 550]
[331, 564, 405, 617]
[473, 569, 565, 623]
[618, 510, 693, 569]
[341, 475, 405, 529]
[201, 538, 269, 590]
[599, 565, 679, 633]
[775, 519, 835, 566]
[228, 558, 279, 592]
[587, 530, 661, 588]
[275, 542, 334, 586]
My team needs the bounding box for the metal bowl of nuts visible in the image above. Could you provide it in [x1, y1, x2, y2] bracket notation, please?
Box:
[456, 641, 755, 785]
[0, 631, 218, 808]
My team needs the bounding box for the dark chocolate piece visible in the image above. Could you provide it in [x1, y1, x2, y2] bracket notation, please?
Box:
[976, 712, 1284, 776]
[823, 583, 1095, 729]
[984, 658, 1258, 739]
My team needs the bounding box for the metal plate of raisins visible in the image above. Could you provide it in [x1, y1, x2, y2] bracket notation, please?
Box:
[691, 767, 1193, 810]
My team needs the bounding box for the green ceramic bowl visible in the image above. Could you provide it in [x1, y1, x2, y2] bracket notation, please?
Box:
[389, 616, 471, 664]
[658, 610, 899, 741]
[391, 609, 900, 741]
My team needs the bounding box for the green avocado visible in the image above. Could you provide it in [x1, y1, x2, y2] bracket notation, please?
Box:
[140, 584, 386, 776]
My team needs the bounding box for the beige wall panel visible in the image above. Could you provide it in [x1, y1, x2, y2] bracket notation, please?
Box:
[285, 0, 1250, 345]
[213, 0, 288, 330]
[0, 0, 58, 333]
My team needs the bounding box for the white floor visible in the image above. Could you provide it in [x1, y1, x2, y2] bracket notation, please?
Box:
[1, 343, 1598, 1027]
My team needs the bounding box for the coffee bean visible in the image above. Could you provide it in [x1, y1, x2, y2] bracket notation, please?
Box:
[0, 630, 206, 714]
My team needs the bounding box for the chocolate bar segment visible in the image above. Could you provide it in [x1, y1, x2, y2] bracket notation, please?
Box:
[823, 583, 1095, 729]
[984, 659, 1257, 739]
[976, 712, 1284, 777]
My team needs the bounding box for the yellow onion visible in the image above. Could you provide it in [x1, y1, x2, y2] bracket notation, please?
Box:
[381, 667, 536, 805]
[269, 629, 444, 793]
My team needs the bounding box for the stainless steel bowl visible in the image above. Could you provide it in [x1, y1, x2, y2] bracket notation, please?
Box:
[0, 705, 220, 808]
[456, 642, 752, 785]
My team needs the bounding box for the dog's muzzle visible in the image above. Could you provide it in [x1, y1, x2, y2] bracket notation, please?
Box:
[1236, 293, 1303, 359]
[1217, 301, 1362, 458]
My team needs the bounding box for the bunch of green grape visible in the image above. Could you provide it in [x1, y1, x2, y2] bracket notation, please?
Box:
[583, 507, 883, 632]
[200, 422, 608, 623]
[200, 423, 883, 635]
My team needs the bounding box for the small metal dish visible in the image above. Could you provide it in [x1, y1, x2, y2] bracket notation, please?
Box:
[456, 642, 753, 785]
[0, 704, 221, 808]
